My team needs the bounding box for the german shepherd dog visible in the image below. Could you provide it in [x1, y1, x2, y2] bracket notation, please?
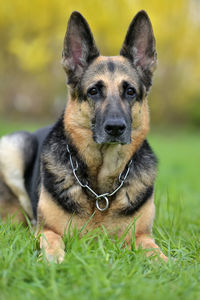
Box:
[0, 10, 168, 263]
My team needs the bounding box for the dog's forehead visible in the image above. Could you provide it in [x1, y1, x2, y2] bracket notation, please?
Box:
[82, 56, 140, 88]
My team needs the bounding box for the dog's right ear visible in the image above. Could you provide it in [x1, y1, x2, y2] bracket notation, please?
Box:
[62, 11, 99, 86]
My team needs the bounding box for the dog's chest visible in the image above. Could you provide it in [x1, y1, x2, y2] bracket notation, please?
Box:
[71, 181, 137, 217]
[66, 189, 132, 232]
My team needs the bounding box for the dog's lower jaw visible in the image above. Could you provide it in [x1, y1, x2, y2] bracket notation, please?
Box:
[93, 132, 131, 145]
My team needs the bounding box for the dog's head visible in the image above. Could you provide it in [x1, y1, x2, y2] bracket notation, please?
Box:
[62, 11, 157, 145]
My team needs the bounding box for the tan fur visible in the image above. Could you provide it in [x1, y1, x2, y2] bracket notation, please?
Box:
[37, 186, 70, 236]
[37, 186, 92, 236]
[64, 99, 103, 178]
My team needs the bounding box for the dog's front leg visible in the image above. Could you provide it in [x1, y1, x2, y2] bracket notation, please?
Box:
[134, 196, 168, 262]
[36, 186, 68, 263]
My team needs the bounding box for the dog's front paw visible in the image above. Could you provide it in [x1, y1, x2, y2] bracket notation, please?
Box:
[39, 247, 65, 264]
[159, 252, 168, 262]
[45, 248, 65, 264]
[39, 230, 65, 264]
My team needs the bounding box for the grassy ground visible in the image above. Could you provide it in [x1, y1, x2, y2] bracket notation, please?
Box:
[0, 120, 200, 300]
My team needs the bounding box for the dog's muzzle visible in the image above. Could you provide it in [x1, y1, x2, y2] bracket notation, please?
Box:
[93, 117, 131, 144]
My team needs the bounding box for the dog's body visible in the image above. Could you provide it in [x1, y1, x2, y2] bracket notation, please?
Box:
[0, 11, 167, 262]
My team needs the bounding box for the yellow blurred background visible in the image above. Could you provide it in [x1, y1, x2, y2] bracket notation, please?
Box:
[0, 0, 200, 126]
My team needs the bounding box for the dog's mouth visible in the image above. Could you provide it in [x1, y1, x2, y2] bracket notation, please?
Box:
[106, 141, 126, 145]
[93, 133, 131, 145]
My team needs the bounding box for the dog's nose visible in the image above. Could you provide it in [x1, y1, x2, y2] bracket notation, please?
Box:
[104, 119, 126, 137]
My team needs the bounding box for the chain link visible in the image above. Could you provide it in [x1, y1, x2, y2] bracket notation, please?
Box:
[66, 145, 132, 212]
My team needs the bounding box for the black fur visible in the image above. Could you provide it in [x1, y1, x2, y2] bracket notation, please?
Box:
[24, 126, 53, 217]
[42, 163, 81, 214]
[120, 186, 154, 216]
[107, 61, 116, 73]
[129, 140, 158, 177]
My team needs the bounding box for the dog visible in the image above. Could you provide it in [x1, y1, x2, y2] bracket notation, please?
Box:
[0, 10, 168, 263]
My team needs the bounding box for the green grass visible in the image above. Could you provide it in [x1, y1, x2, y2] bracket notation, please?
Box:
[0, 121, 200, 300]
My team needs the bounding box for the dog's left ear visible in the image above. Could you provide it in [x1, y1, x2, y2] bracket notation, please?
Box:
[120, 10, 157, 90]
[62, 11, 99, 86]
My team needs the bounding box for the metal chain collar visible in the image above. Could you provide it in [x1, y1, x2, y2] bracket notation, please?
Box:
[66, 145, 132, 212]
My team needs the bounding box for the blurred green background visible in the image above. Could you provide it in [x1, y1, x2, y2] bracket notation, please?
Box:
[0, 0, 200, 127]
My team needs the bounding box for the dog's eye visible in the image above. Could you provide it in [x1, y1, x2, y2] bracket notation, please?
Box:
[88, 87, 98, 96]
[126, 87, 136, 97]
